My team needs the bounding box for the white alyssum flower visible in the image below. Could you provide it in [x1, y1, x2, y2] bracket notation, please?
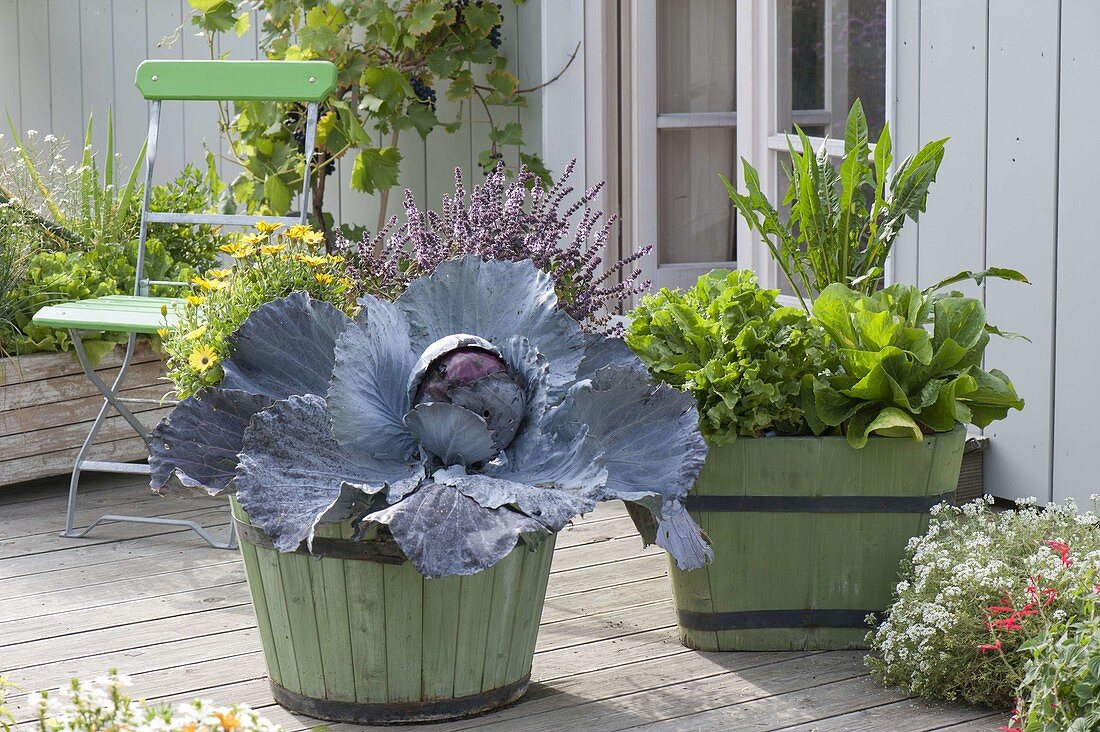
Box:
[866, 497, 1100, 708]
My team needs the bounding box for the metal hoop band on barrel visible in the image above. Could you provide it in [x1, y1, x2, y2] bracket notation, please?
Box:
[269, 675, 531, 725]
[232, 517, 407, 565]
[684, 491, 955, 514]
[677, 608, 888, 631]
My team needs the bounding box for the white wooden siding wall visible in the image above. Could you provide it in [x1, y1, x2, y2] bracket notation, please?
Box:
[0, 0, 543, 226]
[894, 0, 1097, 505]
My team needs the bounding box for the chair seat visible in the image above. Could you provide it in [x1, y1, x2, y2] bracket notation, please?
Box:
[32, 295, 186, 335]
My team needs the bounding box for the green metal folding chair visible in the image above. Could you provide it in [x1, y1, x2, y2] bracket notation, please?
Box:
[32, 59, 337, 547]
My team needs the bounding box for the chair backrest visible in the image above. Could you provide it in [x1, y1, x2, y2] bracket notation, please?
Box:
[130, 60, 337, 296]
[134, 60, 337, 102]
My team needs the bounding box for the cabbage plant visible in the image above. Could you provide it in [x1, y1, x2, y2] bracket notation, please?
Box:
[150, 256, 710, 578]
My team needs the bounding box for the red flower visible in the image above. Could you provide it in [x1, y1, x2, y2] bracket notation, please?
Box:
[978, 640, 1002, 653]
[1000, 706, 1023, 732]
[990, 616, 1025, 631]
[1046, 539, 1073, 567]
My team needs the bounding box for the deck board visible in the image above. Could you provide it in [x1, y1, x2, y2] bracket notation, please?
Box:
[0, 475, 1004, 731]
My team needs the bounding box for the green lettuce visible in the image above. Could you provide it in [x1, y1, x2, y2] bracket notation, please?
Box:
[805, 283, 1024, 448]
[626, 270, 836, 442]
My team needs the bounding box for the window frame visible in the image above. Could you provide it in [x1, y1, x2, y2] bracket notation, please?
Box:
[624, 0, 896, 293]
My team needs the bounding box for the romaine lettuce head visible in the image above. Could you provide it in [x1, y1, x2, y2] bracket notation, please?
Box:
[150, 256, 711, 578]
[806, 283, 1025, 448]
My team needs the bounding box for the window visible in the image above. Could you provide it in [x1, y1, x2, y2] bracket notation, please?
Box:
[776, 0, 887, 147]
[656, 1, 737, 267]
[626, 0, 887, 292]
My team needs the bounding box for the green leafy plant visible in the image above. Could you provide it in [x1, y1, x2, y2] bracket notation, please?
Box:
[188, 0, 564, 240]
[148, 156, 231, 270]
[0, 119, 222, 359]
[1013, 582, 1100, 732]
[160, 223, 353, 398]
[805, 281, 1025, 447]
[626, 269, 835, 442]
[12, 239, 194, 361]
[725, 99, 948, 308]
[867, 496, 1100, 709]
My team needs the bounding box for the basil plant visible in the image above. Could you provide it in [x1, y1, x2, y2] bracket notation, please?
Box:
[150, 256, 711, 578]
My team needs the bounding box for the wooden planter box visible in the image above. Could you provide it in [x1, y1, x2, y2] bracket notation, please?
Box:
[0, 342, 172, 486]
[667, 427, 967, 652]
[232, 499, 555, 724]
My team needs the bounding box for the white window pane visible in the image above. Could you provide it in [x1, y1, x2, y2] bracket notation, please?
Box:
[657, 0, 736, 114]
[792, 0, 826, 112]
[658, 128, 736, 265]
[847, 0, 887, 134]
[783, 0, 886, 138]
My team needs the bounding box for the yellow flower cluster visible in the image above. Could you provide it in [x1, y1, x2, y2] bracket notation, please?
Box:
[161, 222, 356, 399]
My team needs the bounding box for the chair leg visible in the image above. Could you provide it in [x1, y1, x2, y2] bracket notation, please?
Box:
[60, 330, 236, 550]
[60, 396, 114, 538]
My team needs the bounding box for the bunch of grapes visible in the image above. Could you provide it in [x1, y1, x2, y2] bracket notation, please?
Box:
[410, 76, 437, 110]
[448, 0, 503, 49]
[285, 104, 336, 177]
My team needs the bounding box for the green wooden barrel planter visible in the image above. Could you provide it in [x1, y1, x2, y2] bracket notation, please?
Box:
[230, 498, 556, 724]
[667, 426, 966, 652]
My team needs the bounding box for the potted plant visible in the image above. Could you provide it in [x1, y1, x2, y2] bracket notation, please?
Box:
[150, 253, 709, 723]
[625, 100, 1025, 652]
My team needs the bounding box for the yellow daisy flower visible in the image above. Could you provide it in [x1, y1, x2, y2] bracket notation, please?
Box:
[255, 221, 284, 235]
[219, 243, 241, 255]
[183, 325, 208, 341]
[299, 230, 325, 245]
[260, 243, 287, 255]
[295, 253, 328, 267]
[193, 277, 228, 292]
[207, 268, 232, 279]
[185, 295, 206, 306]
[156, 327, 170, 339]
[188, 345, 219, 373]
[237, 233, 266, 245]
[314, 272, 334, 284]
[327, 253, 344, 264]
[284, 224, 314, 240]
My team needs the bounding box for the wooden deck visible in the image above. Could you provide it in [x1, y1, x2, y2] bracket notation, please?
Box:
[0, 474, 1005, 731]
